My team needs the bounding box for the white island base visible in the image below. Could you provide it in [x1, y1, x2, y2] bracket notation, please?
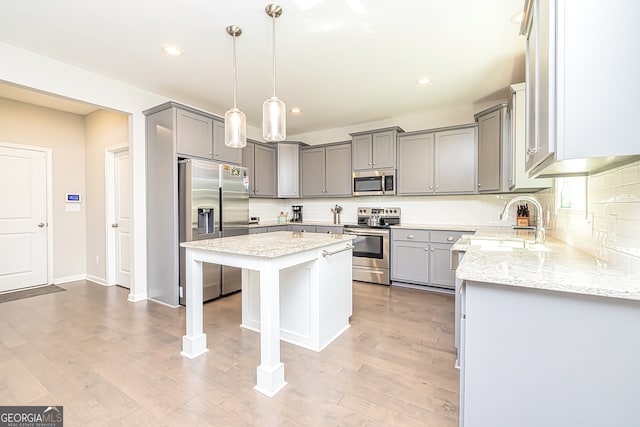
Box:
[180, 231, 354, 397]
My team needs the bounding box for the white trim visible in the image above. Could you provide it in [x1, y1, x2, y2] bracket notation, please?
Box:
[86, 274, 109, 286]
[53, 274, 86, 285]
[128, 291, 148, 303]
[105, 144, 128, 287]
[0, 141, 54, 286]
[147, 298, 179, 309]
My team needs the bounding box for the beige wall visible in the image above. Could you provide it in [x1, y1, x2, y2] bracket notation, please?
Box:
[84, 109, 129, 282]
[0, 97, 86, 281]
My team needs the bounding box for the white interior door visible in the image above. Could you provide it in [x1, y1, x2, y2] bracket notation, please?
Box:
[0, 146, 48, 292]
[113, 150, 131, 288]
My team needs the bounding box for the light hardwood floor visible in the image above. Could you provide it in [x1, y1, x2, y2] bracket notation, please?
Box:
[0, 281, 459, 426]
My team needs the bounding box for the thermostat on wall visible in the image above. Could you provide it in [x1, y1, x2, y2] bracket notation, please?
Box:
[65, 193, 81, 202]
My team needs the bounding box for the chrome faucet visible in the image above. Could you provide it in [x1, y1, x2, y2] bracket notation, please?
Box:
[500, 195, 545, 244]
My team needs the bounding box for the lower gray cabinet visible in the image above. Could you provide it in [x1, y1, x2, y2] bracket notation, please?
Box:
[290, 225, 317, 233]
[315, 225, 343, 234]
[391, 228, 468, 290]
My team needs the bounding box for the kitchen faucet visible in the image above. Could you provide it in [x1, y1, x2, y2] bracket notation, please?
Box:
[500, 195, 545, 244]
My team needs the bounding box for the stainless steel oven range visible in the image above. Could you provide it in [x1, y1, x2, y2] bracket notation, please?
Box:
[343, 207, 400, 285]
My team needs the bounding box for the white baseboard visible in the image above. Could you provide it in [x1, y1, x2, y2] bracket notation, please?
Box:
[128, 292, 148, 303]
[147, 297, 179, 308]
[53, 274, 86, 285]
[86, 275, 110, 286]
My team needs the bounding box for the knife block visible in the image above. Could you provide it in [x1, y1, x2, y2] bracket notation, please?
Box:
[516, 215, 530, 227]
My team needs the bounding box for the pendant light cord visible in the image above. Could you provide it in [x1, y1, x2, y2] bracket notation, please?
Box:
[272, 15, 277, 97]
[232, 34, 238, 108]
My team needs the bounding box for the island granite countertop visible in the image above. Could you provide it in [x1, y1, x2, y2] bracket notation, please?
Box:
[454, 232, 640, 301]
[180, 231, 355, 258]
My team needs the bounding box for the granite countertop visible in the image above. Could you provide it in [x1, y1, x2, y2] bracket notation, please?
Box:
[391, 224, 478, 232]
[455, 232, 640, 301]
[180, 231, 355, 258]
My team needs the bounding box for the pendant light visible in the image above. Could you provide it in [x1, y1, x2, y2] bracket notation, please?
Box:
[263, 4, 286, 142]
[224, 25, 247, 148]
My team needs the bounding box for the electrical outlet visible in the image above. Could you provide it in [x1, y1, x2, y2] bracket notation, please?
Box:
[95, 255, 100, 265]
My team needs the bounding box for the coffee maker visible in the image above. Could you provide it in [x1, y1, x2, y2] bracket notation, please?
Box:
[291, 205, 303, 223]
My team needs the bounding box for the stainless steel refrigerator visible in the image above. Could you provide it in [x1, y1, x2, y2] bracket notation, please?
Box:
[178, 159, 249, 306]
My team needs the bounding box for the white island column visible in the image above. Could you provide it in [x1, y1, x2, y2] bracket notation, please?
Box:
[254, 260, 286, 396]
[180, 250, 208, 358]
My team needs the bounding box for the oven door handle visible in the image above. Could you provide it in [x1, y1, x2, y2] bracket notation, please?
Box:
[344, 228, 389, 236]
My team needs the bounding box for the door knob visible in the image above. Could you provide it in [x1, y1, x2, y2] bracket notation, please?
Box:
[111, 223, 119, 228]
[38, 223, 45, 228]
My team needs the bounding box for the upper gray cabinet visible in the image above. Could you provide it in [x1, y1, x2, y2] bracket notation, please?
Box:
[351, 127, 403, 170]
[176, 108, 213, 160]
[522, 0, 640, 177]
[504, 83, 552, 192]
[301, 142, 352, 198]
[475, 104, 506, 193]
[212, 119, 242, 165]
[397, 125, 476, 195]
[242, 141, 276, 198]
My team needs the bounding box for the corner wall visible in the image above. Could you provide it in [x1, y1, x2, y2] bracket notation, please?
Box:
[84, 109, 129, 283]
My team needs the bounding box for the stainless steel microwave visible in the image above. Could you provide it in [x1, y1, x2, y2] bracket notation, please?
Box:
[352, 169, 396, 196]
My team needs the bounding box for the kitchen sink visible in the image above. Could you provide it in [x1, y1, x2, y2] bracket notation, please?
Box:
[464, 237, 549, 252]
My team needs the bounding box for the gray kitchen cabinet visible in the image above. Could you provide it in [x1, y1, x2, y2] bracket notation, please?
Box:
[397, 133, 434, 194]
[242, 141, 277, 198]
[522, 0, 640, 177]
[392, 240, 430, 285]
[504, 83, 552, 192]
[249, 227, 269, 234]
[391, 229, 468, 291]
[474, 104, 505, 193]
[350, 127, 402, 171]
[212, 119, 242, 165]
[277, 142, 301, 198]
[300, 147, 325, 197]
[315, 225, 343, 234]
[434, 127, 476, 193]
[290, 224, 316, 233]
[397, 125, 476, 195]
[301, 142, 352, 197]
[176, 108, 213, 160]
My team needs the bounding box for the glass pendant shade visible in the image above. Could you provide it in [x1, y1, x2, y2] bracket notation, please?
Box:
[224, 24, 246, 148]
[262, 96, 286, 141]
[224, 107, 246, 148]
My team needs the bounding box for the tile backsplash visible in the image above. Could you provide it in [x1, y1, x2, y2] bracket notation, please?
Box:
[551, 161, 640, 275]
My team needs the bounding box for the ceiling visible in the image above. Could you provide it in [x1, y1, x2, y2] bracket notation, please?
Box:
[0, 0, 525, 136]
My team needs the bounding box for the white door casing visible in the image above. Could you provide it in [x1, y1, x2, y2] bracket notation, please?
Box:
[0, 145, 49, 292]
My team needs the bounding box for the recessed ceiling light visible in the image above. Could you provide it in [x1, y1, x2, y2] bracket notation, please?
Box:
[162, 45, 183, 56]
[290, 107, 301, 114]
[416, 77, 431, 86]
[510, 11, 524, 24]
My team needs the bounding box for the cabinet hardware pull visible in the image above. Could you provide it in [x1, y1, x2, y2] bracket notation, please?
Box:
[407, 234, 414, 239]
[111, 223, 119, 228]
[447, 236, 454, 241]
[527, 148, 538, 155]
[38, 223, 45, 228]
[322, 244, 354, 257]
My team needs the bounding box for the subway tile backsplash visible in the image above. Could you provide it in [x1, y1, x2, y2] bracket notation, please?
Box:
[551, 161, 640, 275]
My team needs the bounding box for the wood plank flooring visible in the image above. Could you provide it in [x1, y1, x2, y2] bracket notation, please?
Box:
[0, 280, 459, 426]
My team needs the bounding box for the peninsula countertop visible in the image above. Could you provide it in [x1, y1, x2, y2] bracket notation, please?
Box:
[180, 231, 355, 258]
[454, 232, 640, 301]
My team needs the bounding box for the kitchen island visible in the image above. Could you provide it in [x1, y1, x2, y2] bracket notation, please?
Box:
[180, 231, 355, 397]
[453, 234, 640, 427]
